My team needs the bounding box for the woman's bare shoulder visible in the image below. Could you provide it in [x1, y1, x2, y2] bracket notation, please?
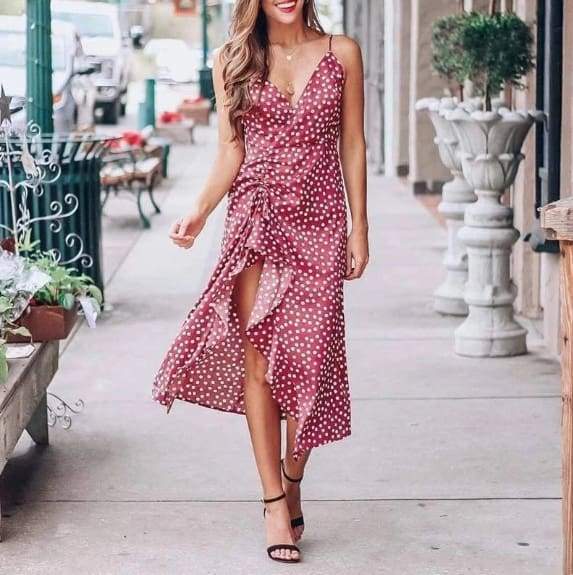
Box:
[330, 34, 363, 66]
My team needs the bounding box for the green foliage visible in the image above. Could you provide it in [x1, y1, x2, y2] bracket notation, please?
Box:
[461, 12, 534, 109]
[431, 11, 535, 110]
[0, 342, 7, 384]
[26, 252, 103, 309]
[431, 14, 468, 88]
[17, 229, 40, 253]
[0, 292, 32, 340]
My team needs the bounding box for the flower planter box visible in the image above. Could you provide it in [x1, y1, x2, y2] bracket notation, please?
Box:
[176, 99, 211, 125]
[155, 118, 196, 145]
[7, 306, 78, 343]
[0, 340, 60, 540]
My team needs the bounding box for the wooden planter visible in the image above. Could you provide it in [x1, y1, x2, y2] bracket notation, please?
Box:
[7, 305, 78, 343]
[176, 99, 211, 125]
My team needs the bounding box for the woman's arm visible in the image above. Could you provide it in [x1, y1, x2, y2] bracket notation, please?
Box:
[170, 48, 246, 249]
[336, 36, 369, 280]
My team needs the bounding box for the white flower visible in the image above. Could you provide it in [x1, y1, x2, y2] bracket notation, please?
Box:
[0, 249, 50, 324]
[0, 250, 21, 282]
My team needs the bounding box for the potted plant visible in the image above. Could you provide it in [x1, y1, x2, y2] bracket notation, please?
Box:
[414, 11, 483, 316]
[415, 97, 476, 316]
[1, 238, 103, 343]
[433, 9, 539, 357]
[15, 252, 103, 342]
[0, 249, 51, 381]
[0, 297, 32, 382]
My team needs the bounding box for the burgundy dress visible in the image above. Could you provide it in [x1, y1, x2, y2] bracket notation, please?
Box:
[152, 36, 351, 459]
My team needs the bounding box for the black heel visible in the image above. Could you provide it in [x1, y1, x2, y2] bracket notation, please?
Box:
[281, 459, 305, 534]
[262, 492, 301, 564]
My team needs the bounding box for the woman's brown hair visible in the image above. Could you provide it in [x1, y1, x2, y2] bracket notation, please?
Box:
[219, 0, 324, 141]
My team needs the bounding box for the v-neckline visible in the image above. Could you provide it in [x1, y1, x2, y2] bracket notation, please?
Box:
[265, 51, 332, 112]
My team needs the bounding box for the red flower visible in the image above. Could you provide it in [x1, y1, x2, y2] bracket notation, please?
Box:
[0, 236, 16, 253]
[122, 131, 144, 147]
[160, 111, 182, 124]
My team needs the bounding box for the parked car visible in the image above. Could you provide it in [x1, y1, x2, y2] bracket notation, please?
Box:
[143, 39, 212, 84]
[52, 0, 130, 124]
[0, 16, 96, 133]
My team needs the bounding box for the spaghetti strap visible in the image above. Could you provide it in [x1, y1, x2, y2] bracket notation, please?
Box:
[328, 33, 333, 52]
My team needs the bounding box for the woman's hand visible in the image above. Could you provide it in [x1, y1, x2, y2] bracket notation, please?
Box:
[169, 207, 207, 249]
[345, 226, 369, 280]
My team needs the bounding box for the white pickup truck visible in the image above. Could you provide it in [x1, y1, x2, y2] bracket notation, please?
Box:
[52, 0, 130, 124]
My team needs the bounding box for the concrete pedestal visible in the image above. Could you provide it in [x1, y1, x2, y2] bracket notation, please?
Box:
[416, 98, 477, 315]
[447, 108, 541, 357]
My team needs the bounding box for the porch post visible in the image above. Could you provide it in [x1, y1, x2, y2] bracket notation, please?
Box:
[26, 0, 54, 133]
[540, 197, 573, 575]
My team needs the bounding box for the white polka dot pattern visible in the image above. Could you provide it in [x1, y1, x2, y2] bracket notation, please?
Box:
[152, 50, 351, 459]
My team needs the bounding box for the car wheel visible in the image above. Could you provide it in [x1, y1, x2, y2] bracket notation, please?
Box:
[104, 99, 120, 125]
[119, 91, 128, 117]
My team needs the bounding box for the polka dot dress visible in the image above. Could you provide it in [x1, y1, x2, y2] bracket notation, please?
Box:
[153, 35, 351, 459]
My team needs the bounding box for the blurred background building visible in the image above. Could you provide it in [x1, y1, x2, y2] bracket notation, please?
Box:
[344, 0, 573, 356]
[1, 0, 569, 357]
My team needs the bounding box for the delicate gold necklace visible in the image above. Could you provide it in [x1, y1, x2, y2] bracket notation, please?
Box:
[271, 43, 301, 96]
[283, 45, 299, 62]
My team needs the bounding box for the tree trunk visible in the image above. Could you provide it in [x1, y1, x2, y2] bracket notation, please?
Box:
[485, 81, 492, 111]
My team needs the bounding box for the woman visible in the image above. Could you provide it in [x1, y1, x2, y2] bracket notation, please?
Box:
[152, 0, 368, 564]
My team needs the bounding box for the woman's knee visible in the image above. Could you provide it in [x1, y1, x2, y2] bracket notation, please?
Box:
[244, 343, 269, 389]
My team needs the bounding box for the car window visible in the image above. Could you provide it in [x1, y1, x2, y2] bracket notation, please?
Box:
[0, 31, 67, 70]
[52, 12, 115, 38]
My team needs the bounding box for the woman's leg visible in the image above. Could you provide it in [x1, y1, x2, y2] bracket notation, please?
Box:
[284, 417, 311, 540]
[233, 257, 299, 561]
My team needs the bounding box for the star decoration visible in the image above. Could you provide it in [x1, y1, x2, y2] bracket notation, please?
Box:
[0, 85, 12, 125]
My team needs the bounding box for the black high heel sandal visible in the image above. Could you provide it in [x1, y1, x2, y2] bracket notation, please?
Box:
[262, 492, 301, 564]
[281, 458, 305, 534]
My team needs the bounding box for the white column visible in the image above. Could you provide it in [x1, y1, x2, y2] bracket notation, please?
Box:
[463, 0, 491, 10]
[408, 0, 457, 193]
[384, 0, 410, 176]
[366, 0, 385, 171]
[511, 0, 541, 320]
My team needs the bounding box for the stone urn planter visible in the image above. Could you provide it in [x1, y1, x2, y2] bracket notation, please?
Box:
[416, 97, 477, 316]
[445, 106, 543, 357]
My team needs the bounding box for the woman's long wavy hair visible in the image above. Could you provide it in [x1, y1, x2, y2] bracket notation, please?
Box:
[220, 0, 324, 141]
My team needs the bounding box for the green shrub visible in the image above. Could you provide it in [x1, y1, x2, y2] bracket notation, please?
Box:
[431, 11, 535, 110]
[431, 14, 468, 97]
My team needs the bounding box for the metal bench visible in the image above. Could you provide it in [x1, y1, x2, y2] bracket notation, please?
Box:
[100, 146, 163, 229]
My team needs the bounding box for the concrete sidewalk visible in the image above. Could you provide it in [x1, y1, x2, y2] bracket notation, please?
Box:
[0, 124, 561, 574]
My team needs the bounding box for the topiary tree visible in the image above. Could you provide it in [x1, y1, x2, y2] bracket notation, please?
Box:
[431, 11, 535, 111]
[460, 11, 535, 111]
[431, 14, 468, 100]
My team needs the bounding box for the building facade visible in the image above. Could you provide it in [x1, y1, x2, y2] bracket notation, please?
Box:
[343, 0, 572, 355]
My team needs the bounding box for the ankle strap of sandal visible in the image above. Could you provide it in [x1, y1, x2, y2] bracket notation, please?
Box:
[262, 492, 286, 505]
[281, 458, 303, 484]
